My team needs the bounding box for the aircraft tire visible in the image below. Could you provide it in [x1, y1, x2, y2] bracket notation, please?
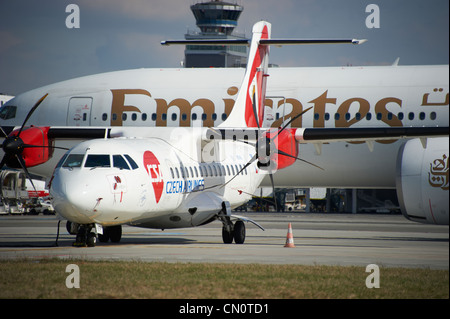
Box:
[87, 232, 97, 247]
[109, 225, 122, 243]
[233, 221, 246, 244]
[98, 231, 110, 243]
[222, 226, 233, 244]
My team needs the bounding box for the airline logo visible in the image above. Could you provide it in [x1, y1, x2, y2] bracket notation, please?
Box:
[143, 150, 164, 203]
[245, 25, 269, 128]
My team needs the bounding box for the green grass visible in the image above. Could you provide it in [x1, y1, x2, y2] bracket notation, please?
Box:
[0, 259, 448, 299]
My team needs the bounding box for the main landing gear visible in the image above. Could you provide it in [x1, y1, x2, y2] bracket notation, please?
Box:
[221, 217, 246, 244]
[66, 221, 122, 247]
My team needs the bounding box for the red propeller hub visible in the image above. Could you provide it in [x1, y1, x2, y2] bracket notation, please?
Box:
[269, 128, 298, 170]
[5, 126, 52, 168]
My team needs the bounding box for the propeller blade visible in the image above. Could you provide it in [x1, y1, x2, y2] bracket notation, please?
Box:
[17, 93, 48, 136]
[0, 126, 8, 139]
[251, 88, 261, 129]
[277, 149, 324, 170]
[268, 172, 278, 212]
[272, 106, 313, 140]
[23, 144, 70, 151]
[14, 154, 37, 194]
[0, 156, 7, 171]
[221, 154, 257, 189]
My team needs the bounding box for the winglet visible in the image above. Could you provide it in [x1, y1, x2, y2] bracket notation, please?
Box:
[352, 39, 368, 45]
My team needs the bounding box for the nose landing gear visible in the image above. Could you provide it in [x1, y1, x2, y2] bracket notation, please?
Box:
[67, 222, 122, 247]
[72, 225, 97, 247]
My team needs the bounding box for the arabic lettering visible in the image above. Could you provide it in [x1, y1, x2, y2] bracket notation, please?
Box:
[428, 154, 449, 190]
[422, 88, 449, 106]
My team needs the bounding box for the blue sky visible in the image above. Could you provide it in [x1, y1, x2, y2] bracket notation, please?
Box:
[1, 0, 448, 95]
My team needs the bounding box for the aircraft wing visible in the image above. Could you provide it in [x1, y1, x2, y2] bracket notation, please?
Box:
[205, 126, 448, 142]
[294, 126, 449, 143]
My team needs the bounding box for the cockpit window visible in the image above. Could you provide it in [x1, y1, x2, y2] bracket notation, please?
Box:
[62, 154, 84, 168]
[124, 154, 139, 170]
[84, 154, 110, 168]
[0, 105, 17, 120]
[113, 155, 130, 170]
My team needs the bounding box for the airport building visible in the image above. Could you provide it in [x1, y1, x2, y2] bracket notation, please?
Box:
[184, 0, 248, 68]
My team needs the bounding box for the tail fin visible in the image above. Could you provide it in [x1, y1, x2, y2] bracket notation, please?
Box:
[219, 21, 271, 128]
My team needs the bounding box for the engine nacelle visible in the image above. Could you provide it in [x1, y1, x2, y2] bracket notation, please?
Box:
[396, 137, 449, 225]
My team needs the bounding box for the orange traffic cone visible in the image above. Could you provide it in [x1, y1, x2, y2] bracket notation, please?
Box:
[284, 223, 295, 248]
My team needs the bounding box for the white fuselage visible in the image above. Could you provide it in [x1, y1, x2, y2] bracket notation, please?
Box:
[50, 128, 261, 228]
[1, 65, 449, 188]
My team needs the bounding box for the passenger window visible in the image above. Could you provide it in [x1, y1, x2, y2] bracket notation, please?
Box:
[189, 167, 194, 178]
[142, 113, 147, 121]
[180, 167, 185, 178]
[113, 155, 130, 170]
[124, 155, 139, 169]
[207, 165, 212, 177]
[366, 113, 372, 121]
[398, 112, 404, 121]
[152, 113, 157, 121]
[170, 168, 174, 179]
[102, 113, 108, 121]
[430, 112, 437, 120]
[131, 113, 137, 121]
[194, 167, 199, 178]
[408, 112, 415, 120]
[175, 168, 180, 179]
[85, 155, 110, 168]
[419, 112, 426, 120]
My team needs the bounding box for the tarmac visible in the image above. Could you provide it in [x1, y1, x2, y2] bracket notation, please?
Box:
[0, 212, 448, 269]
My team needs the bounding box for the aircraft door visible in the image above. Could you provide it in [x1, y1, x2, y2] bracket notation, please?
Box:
[67, 97, 93, 126]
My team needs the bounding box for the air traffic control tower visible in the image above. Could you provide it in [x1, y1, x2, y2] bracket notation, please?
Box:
[184, 0, 247, 68]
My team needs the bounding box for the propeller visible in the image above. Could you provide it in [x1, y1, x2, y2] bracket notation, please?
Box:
[1, 94, 68, 192]
[240, 96, 323, 211]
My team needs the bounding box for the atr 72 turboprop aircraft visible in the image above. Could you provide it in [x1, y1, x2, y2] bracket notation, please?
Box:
[0, 20, 449, 230]
[50, 21, 349, 246]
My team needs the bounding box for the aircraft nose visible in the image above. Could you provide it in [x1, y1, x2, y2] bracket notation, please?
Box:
[50, 170, 103, 224]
